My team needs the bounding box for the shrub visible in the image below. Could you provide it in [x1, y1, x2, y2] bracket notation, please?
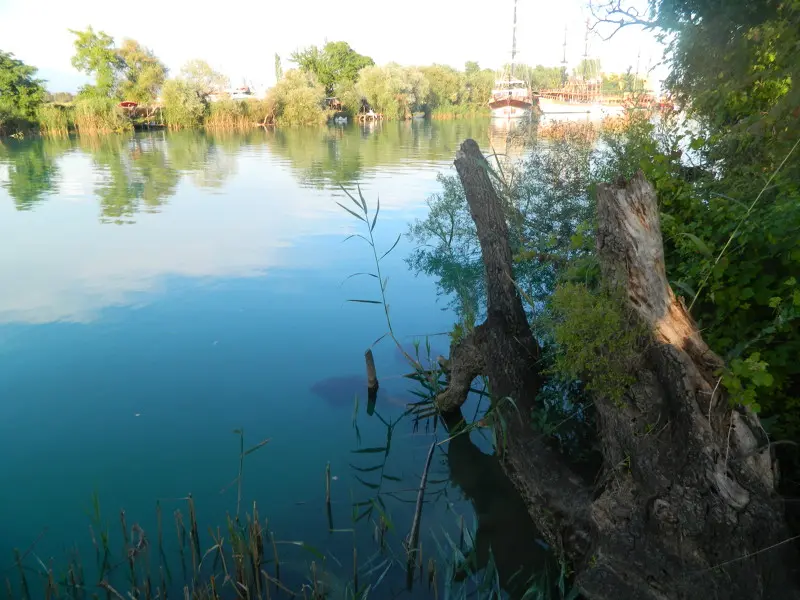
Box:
[72, 97, 131, 134]
[161, 79, 207, 129]
[267, 70, 328, 126]
[548, 283, 648, 405]
[36, 103, 74, 136]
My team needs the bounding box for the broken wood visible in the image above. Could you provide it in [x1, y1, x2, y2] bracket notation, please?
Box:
[435, 139, 800, 599]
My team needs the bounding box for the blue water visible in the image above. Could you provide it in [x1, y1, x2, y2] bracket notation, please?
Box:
[0, 122, 549, 598]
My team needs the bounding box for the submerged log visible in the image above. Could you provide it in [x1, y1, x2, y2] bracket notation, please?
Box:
[435, 139, 800, 599]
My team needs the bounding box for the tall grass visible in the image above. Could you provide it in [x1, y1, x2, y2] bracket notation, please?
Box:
[72, 97, 132, 135]
[205, 99, 275, 130]
[36, 104, 74, 136]
[430, 104, 490, 120]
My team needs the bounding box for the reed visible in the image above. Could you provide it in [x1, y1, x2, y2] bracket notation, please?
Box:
[72, 97, 132, 135]
[36, 103, 73, 136]
[205, 99, 275, 130]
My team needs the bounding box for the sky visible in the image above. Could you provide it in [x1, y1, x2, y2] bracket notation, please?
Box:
[0, 0, 667, 93]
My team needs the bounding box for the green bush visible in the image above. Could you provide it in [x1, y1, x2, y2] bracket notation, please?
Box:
[161, 79, 207, 129]
[267, 70, 328, 126]
[549, 283, 648, 406]
[206, 98, 274, 130]
[36, 103, 74, 135]
[72, 97, 131, 134]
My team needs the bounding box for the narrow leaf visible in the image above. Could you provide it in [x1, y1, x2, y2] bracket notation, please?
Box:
[343, 272, 379, 282]
[351, 447, 387, 454]
[346, 299, 383, 305]
[679, 232, 713, 258]
[340, 185, 364, 211]
[371, 332, 389, 348]
[379, 234, 402, 261]
[349, 464, 383, 473]
[336, 202, 366, 223]
[370, 196, 380, 232]
[244, 438, 271, 456]
[357, 184, 368, 214]
[354, 475, 380, 490]
[381, 474, 402, 482]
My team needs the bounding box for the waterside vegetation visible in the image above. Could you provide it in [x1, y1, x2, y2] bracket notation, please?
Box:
[2, 28, 648, 137]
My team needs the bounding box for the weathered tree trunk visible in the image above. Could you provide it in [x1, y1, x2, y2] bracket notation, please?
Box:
[436, 139, 800, 599]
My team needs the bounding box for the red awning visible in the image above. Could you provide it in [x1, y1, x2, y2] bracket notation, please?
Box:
[119, 101, 138, 108]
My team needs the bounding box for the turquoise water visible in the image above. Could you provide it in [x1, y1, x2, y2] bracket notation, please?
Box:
[0, 121, 549, 598]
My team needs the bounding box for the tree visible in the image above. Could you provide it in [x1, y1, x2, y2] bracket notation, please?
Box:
[357, 64, 429, 119]
[179, 59, 229, 97]
[573, 57, 602, 80]
[116, 38, 167, 103]
[267, 69, 327, 126]
[161, 78, 206, 128]
[464, 61, 480, 76]
[274, 53, 283, 82]
[0, 50, 45, 124]
[431, 139, 800, 599]
[292, 41, 374, 95]
[69, 26, 124, 98]
[421, 64, 463, 110]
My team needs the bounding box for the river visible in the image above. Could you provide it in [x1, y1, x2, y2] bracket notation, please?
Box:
[0, 120, 551, 599]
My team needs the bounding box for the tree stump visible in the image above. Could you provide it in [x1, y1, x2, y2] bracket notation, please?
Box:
[435, 139, 800, 599]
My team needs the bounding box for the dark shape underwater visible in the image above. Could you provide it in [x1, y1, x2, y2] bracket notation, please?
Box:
[310, 374, 412, 412]
[310, 375, 367, 408]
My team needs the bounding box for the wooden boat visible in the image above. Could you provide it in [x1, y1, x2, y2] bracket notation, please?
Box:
[489, 78, 535, 119]
[488, 0, 534, 120]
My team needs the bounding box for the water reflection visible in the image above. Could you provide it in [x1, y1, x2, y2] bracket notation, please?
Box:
[442, 409, 555, 598]
[0, 137, 71, 211]
[263, 120, 493, 189]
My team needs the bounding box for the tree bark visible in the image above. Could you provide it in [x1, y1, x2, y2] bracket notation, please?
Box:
[435, 140, 800, 599]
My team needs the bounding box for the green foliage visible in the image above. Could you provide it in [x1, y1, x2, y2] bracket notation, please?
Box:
[205, 98, 274, 130]
[0, 137, 70, 209]
[36, 103, 74, 135]
[179, 59, 229, 97]
[116, 38, 167, 103]
[719, 352, 774, 413]
[274, 53, 283, 82]
[161, 78, 207, 129]
[69, 26, 124, 98]
[291, 41, 374, 95]
[267, 69, 328, 126]
[0, 50, 45, 132]
[512, 64, 565, 90]
[357, 63, 429, 120]
[549, 283, 647, 405]
[72, 96, 131, 133]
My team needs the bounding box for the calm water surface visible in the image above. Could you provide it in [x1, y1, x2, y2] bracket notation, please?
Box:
[0, 120, 548, 597]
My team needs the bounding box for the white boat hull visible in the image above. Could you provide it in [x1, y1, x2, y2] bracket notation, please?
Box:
[490, 105, 532, 119]
[537, 97, 624, 119]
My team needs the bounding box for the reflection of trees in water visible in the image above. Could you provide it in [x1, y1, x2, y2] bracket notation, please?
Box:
[166, 131, 239, 189]
[1, 131, 241, 223]
[81, 135, 180, 224]
[263, 120, 493, 189]
[0, 137, 74, 211]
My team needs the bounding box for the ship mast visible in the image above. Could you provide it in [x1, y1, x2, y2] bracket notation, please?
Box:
[509, 0, 518, 84]
[560, 26, 568, 85]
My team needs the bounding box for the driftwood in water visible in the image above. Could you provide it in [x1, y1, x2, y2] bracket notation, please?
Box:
[435, 139, 800, 599]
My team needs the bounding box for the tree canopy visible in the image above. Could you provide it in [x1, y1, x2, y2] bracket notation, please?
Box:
[69, 26, 124, 98]
[116, 38, 168, 103]
[179, 59, 229, 97]
[291, 41, 374, 95]
[0, 50, 45, 124]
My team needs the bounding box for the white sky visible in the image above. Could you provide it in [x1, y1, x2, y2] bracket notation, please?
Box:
[0, 0, 667, 93]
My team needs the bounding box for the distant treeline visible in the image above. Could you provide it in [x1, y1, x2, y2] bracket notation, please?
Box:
[1, 29, 644, 136]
